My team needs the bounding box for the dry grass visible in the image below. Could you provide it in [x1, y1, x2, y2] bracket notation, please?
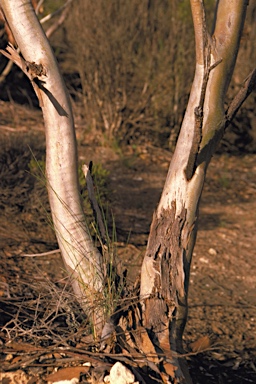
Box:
[62, 0, 195, 147]
[55, 0, 256, 151]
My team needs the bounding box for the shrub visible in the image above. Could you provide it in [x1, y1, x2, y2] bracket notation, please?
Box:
[59, 0, 255, 151]
[63, 0, 195, 147]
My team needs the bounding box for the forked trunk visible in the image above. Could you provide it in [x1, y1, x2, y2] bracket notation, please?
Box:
[140, 1, 248, 381]
[1, 0, 253, 382]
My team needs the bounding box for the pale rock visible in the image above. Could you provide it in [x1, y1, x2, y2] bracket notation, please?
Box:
[104, 362, 138, 384]
[199, 256, 209, 263]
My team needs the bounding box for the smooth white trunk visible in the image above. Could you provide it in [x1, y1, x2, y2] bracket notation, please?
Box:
[1, 0, 104, 331]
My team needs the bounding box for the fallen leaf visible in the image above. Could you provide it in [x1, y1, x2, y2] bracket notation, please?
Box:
[45, 366, 90, 382]
[11, 355, 23, 364]
[0, 276, 8, 297]
[7, 342, 43, 352]
[163, 361, 177, 378]
[190, 335, 211, 352]
[133, 326, 159, 363]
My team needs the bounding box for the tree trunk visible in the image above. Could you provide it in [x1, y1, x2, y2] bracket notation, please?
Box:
[0, 0, 104, 334]
[1, 0, 254, 382]
[140, 0, 248, 379]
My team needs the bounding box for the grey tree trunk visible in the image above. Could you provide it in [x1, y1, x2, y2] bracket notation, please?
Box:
[140, 0, 249, 381]
[0, 0, 104, 335]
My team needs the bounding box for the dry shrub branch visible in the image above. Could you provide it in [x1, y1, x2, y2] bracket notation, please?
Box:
[63, 0, 195, 146]
[60, 0, 256, 150]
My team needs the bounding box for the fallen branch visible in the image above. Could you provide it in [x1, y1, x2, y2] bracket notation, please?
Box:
[20, 249, 61, 257]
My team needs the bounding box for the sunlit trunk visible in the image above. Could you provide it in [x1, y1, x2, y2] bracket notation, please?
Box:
[140, 1, 248, 381]
[1, 0, 104, 334]
[2, 0, 252, 381]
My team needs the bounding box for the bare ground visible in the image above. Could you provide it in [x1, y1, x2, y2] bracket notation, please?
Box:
[0, 101, 256, 383]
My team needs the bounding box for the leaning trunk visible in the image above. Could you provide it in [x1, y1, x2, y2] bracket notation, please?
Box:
[140, 0, 248, 380]
[1, 0, 104, 334]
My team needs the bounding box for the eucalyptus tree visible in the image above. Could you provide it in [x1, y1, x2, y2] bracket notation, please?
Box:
[139, 1, 255, 381]
[140, 0, 253, 357]
[1, 0, 255, 383]
[0, 0, 105, 335]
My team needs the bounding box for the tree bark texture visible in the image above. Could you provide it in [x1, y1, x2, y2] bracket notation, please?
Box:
[140, 0, 248, 377]
[1, 0, 104, 334]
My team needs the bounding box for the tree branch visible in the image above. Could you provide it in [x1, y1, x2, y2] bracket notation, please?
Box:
[82, 163, 106, 243]
[0, 0, 73, 84]
[225, 68, 256, 126]
[190, 0, 208, 65]
[212, 0, 248, 99]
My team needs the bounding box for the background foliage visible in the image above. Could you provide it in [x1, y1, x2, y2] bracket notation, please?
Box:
[59, 0, 255, 151]
[0, 0, 255, 151]
[59, 0, 194, 147]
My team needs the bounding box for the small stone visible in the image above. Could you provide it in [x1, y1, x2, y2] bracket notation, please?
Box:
[208, 248, 217, 255]
[104, 362, 137, 384]
[199, 256, 209, 264]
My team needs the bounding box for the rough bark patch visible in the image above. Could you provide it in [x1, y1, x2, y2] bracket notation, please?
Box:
[143, 201, 187, 337]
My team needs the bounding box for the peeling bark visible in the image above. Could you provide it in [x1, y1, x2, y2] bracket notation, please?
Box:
[1, 1, 254, 382]
[140, 1, 251, 382]
[141, 202, 194, 353]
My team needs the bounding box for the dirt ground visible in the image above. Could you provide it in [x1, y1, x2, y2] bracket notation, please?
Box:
[0, 101, 256, 383]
